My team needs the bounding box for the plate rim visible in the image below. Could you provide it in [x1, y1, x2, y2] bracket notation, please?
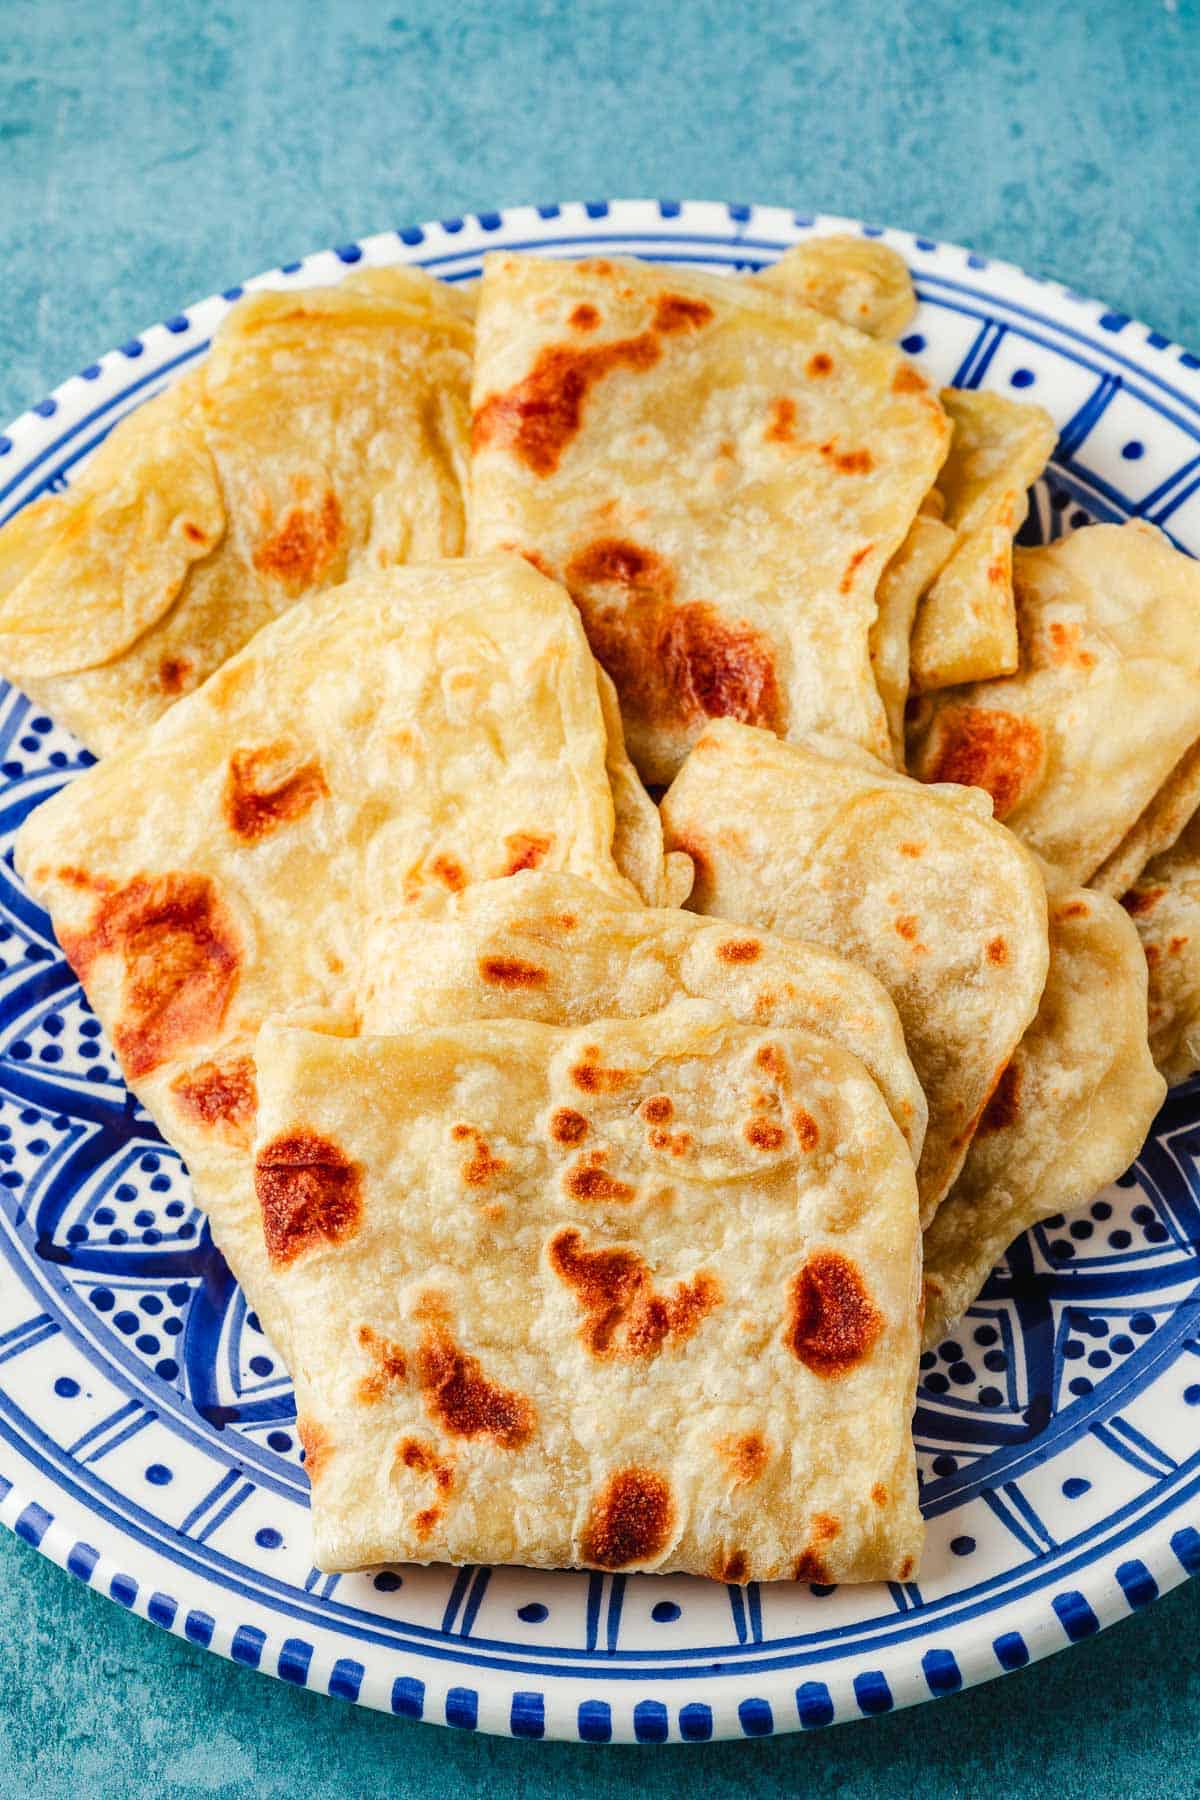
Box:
[0, 195, 1197, 1744]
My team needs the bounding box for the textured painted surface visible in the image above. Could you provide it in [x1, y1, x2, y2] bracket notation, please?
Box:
[0, 0, 1198, 1791]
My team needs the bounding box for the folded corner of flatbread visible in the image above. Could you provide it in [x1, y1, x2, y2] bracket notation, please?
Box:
[660, 718, 1050, 1223]
[468, 249, 950, 784]
[922, 872, 1165, 1346]
[251, 1003, 924, 1582]
[0, 265, 475, 753]
[13, 554, 673, 1352]
[756, 235, 917, 339]
[908, 388, 1057, 693]
[908, 522, 1200, 883]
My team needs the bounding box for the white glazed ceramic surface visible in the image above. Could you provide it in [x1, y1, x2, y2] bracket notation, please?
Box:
[0, 201, 1197, 1744]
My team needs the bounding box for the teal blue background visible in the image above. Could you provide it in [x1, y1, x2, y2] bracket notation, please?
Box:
[1, 0, 1199, 1791]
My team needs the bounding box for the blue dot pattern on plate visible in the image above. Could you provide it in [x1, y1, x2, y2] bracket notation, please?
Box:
[1, 203, 1199, 1741]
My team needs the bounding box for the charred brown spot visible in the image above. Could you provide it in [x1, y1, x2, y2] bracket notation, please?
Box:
[431, 854, 466, 892]
[892, 364, 928, 394]
[255, 1130, 363, 1266]
[563, 1155, 636, 1203]
[839, 543, 874, 594]
[923, 707, 1045, 820]
[765, 397, 797, 444]
[183, 521, 208, 544]
[298, 1417, 332, 1484]
[871, 1482, 888, 1506]
[899, 1556, 915, 1580]
[986, 935, 1008, 965]
[580, 1467, 675, 1568]
[1171, 933, 1191, 954]
[471, 333, 662, 476]
[565, 536, 676, 603]
[988, 557, 1007, 585]
[793, 1108, 820, 1151]
[895, 914, 919, 941]
[1122, 885, 1166, 919]
[548, 1227, 720, 1359]
[157, 656, 192, 695]
[1046, 620, 1095, 668]
[786, 1251, 883, 1377]
[1055, 899, 1091, 921]
[549, 1107, 589, 1145]
[640, 1094, 674, 1124]
[169, 1054, 256, 1146]
[978, 1061, 1021, 1135]
[745, 1117, 785, 1151]
[417, 1326, 534, 1448]
[60, 872, 240, 1081]
[716, 1550, 750, 1584]
[756, 1043, 789, 1083]
[478, 955, 548, 989]
[454, 1127, 507, 1189]
[357, 1324, 408, 1402]
[504, 831, 553, 875]
[793, 1548, 832, 1584]
[807, 352, 835, 378]
[717, 938, 762, 964]
[717, 1432, 769, 1485]
[899, 841, 925, 857]
[224, 744, 328, 844]
[658, 604, 783, 732]
[253, 489, 344, 588]
[652, 293, 713, 333]
[812, 1513, 840, 1542]
[569, 303, 600, 330]
[570, 1050, 634, 1094]
[821, 441, 874, 475]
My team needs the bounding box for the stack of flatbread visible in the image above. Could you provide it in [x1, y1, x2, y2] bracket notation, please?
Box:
[3, 235, 1191, 1587]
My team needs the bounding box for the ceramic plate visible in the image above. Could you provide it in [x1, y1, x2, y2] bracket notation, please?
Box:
[0, 200, 1198, 1744]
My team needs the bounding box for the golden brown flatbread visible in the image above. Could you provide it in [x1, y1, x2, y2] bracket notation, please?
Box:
[923, 874, 1164, 1345]
[1121, 809, 1200, 1086]
[908, 524, 1200, 882]
[757, 235, 917, 338]
[660, 720, 1049, 1223]
[252, 1005, 924, 1581]
[0, 269, 474, 752]
[468, 251, 950, 783]
[13, 556, 674, 1356]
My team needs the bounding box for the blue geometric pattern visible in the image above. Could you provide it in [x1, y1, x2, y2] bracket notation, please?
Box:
[0, 199, 1197, 1742]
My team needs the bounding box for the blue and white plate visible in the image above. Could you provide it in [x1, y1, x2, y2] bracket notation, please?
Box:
[0, 199, 1197, 1744]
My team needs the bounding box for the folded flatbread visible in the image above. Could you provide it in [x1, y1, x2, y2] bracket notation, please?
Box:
[1121, 809, 1200, 1085]
[908, 524, 1200, 883]
[360, 869, 928, 1167]
[873, 501, 956, 761]
[0, 268, 475, 752]
[757, 235, 917, 339]
[14, 556, 676, 1356]
[923, 874, 1164, 1345]
[468, 251, 950, 782]
[908, 390, 1057, 692]
[660, 720, 1049, 1223]
[252, 1004, 924, 1581]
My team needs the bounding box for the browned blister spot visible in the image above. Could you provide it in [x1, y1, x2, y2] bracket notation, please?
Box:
[549, 1107, 589, 1145]
[765, 396, 798, 444]
[640, 1094, 674, 1124]
[569, 303, 600, 330]
[478, 955, 548, 990]
[745, 1117, 785, 1151]
[899, 841, 925, 858]
[717, 1432, 769, 1485]
[504, 831, 553, 875]
[563, 1153, 636, 1204]
[786, 1251, 884, 1377]
[253, 489, 344, 588]
[570, 1049, 634, 1093]
[899, 1556, 915, 1580]
[298, 1416, 333, 1484]
[1047, 620, 1096, 669]
[871, 1482, 888, 1507]
[183, 520, 209, 544]
[923, 707, 1045, 820]
[820, 441, 874, 475]
[1170, 933, 1190, 954]
[60, 872, 240, 1081]
[471, 334, 661, 475]
[792, 1108, 820, 1151]
[812, 1513, 840, 1542]
[793, 1548, 832, 1584]
[1122, 885, 1166, 919]
[255, 1130, 363, 1266]
[548, 1227, 720, 1358]
[895, 914, 919, 941]
[580, 1467, 675, 1568]
[839, 543, 874, 594]
[451, 1126, 507, 1189]
[169, 1054, 257, 1146]
[978, 1061, 1021, 1135]
[807, 352, 834, 378]
[755, 1043, 789, 1083]
[658, 604, 783, 733]
[356, 1324, 408, 1403]
[652, 293, 714, 334]
[717, 938, 762, 964]
[224, 744, 328, 844]
[986, 935, 1008, 965]
[715, 1550, 750, 1584]
[892, 364, 928, 394]
[417, 1326, 535, 1449]
[1055, 899, 1091, 921]
[431, 854, 466, 893]
[566, 536, 677, 602]
[158, 656, 192, 695]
